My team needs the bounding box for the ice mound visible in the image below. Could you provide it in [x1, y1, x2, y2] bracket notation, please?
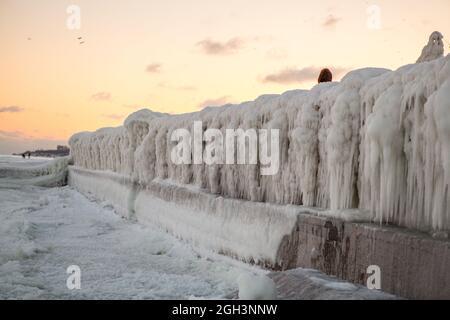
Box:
[417, 31, 444, 63]
[237, 273, 277, 300]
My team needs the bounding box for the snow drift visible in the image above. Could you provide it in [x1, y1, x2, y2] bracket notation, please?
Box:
[69, 54, 450, 232]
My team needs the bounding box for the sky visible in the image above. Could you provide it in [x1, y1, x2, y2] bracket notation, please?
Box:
[0, 0, 449, 154]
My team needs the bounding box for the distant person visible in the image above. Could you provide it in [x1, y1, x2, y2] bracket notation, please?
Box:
[22, 153, 25, 159]
[318, 68, 332, 83]
[28, 152, 31, 159]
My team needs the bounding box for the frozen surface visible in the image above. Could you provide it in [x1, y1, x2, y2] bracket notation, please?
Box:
[0, 155, 51, 167]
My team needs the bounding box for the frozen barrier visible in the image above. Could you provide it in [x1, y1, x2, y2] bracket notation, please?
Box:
[68, 166, 300, 267]
[0, 156, 71, 187]
[69, 55, 450, 232]
[67, 166, 135, 218]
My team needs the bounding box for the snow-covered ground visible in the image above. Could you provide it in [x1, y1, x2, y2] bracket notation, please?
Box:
[0, 155, 51, 168]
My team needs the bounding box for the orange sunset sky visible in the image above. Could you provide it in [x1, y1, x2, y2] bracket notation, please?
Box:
[1, 0, 449, 154]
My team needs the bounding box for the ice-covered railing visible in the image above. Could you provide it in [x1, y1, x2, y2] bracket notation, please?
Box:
[0, 156, 71, 187]
[69, 54, 450, 231]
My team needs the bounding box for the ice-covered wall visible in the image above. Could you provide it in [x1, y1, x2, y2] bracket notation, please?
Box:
[69, 54, 450, 232]
[359, 57, 450, 231]
[68, 167, 300, 267]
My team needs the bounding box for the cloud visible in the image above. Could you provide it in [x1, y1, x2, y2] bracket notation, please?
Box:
[146, 63, 162, 73]
[0, 130, 26, 139]
[196, 37, 245, 55]
[90, 92, 112, 101]
[102, 114, 123, 120]
[196, 96, 233, 109]
[176, 85, 197, 91]
[0, 106, 24, 113]
[262, 66, 349, 84]
[322, 14, 341, 27]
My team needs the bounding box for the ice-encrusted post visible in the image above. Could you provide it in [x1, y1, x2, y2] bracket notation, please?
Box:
[416, 31, 444, 63]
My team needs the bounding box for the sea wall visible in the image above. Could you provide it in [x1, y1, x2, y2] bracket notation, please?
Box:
[69, 55, 450, 232]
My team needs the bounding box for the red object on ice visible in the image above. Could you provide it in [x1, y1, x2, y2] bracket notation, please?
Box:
[318, 68, 333, 83]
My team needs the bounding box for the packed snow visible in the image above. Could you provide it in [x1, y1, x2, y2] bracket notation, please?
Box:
[70, 52, 450, 232]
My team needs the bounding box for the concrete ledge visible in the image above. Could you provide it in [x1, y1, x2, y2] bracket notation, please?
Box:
[277, 214, 450, 299]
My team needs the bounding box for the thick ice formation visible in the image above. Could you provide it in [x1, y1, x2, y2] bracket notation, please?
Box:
[69, 54, 450, 232]
[0, 156, 71, 187]
[360, 58, 450, 230]
[237, 273, 277, 300]
[417, 31, 444, 63]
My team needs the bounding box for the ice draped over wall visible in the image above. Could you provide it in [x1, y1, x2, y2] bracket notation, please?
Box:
[69, 55, 450, 232]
